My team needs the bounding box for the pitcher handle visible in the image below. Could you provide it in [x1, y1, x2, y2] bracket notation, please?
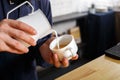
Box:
[6, 1, 34, 19]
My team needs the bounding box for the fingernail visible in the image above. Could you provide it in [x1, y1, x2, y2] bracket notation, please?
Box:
[33, 30, 37, 34]
[24, 48, 29, 53]
[33, 41, 36, 46]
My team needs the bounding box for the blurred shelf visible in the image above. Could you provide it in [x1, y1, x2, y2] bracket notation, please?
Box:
[53, 12, 88, 24]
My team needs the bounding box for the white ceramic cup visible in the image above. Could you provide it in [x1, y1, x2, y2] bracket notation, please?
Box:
[50, 34, 78, 61]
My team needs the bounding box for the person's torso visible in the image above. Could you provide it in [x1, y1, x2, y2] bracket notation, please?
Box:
[0, 0, 52, 80]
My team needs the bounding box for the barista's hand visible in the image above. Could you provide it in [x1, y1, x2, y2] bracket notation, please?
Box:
[39, 36, 78, 68]
[0, 19, 36, 54]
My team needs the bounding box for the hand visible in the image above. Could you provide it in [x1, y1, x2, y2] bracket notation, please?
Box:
[39, 36, 79, 68]
[0, 19, 36, 54]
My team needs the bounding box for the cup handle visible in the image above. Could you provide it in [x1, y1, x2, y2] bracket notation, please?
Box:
[64, 47, 74, 59]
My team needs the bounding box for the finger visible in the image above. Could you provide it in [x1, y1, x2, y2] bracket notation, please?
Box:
[2, 33, 29, 53]
[61, 57, 69, 68]
[8, 27, 36, 46]
[0, 38, 26, 54]
[71, 54, 79, 60]
[6, 48, 27, 54]
[53, 53, 61, 68]
[4, 45, 27, 54]
[3, 19, 37, 35]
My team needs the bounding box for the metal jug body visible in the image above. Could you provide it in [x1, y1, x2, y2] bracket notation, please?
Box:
[7, 1, 53, 47]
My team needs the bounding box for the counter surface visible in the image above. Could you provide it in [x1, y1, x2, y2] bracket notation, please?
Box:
[55, 55, 120, 80]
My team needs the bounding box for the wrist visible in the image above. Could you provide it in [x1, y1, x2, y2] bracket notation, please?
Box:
[45, 36, 55, 45]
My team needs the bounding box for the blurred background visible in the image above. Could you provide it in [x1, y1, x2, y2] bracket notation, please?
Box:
[37, 0, 120, 79]
[50, 0, 120, 17]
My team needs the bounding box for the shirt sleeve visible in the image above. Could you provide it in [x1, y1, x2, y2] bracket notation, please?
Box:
[28, 0, 53, 68]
